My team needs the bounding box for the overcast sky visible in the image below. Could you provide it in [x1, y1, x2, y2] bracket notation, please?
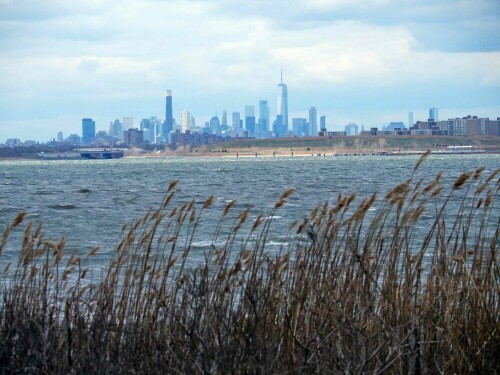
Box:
[1, 0, 499, 141]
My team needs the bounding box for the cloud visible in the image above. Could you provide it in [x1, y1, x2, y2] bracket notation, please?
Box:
[0, 0, 499, 141]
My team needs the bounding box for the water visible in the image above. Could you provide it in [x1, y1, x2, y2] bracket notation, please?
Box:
[0, 154, 498, 265]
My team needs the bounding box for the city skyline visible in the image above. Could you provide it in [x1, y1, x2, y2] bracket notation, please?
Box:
[1, 0, 499, 141]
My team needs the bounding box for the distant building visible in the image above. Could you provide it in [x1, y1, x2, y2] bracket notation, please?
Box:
[320, 115, 326, 131]
[82, 118, 95, 144]
[123, 117, 134, 130]
[408, 111, 414, 128]
[292, 118, 307, 136]
[181, 110, 191, 133]
[259, 100, 270, 134]
[232, 112, 241, 136]
[66, 134, 81, 145]
[57, 131, 64, 142]
[309, 107, 317, 136]
[429, 107, 439, 121]
[163, 90, 174, 141]
[221, 110, 227, 127]
[124, 128, 143, 146]
[387, 122, 405, 131]
[345, 123, 359, 136]
[209, 115, 220, 134]
[245, 105, 256, 137]
[277, 68, 288, 132]
[273, 115, 286, 138]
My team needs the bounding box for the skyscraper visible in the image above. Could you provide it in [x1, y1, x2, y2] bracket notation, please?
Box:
[123, 117, 134, 130]
[309, 107, 317, 136]
[163, 90, 173, 140]
[320, 115, 326, 131]
[277, 68, 288, 132]
[259, 100, 270, 134]
[232, 112, 241, 136]
[408, 111, 414, 128]
[245, 105, 256, 137]
[429, 107, 438, 121]
[221, 111, 227, 127]
[181, 110, 191, 133]
[82, 118, 95, 144]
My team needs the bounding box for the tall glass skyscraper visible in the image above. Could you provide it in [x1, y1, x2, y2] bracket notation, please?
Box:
[429, 107, 438, 121]
[259, 100, 270, 134]
[82, 118, 95, 144]
[277, 69, 288, 131]
[309, 107, 317, 136]
[163, 90, 173, 140]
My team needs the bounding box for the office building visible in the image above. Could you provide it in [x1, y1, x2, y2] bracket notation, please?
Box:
[209, 115, 220, 134]
[82, 118, 95, 144]
[245, 105, 256, 137]
[124, 128, 143, 146]
[408, 111, 414, 128]
[57, 131, 64, 142]
[259, 100, 270, 134]
[320, 115, 326, 131]
[309, 107, 317, 136]
[232, 112, 241, 136]
[429, 107, 438, 121]
[345, 123, 359, 136]
[292, 118, 307, 136]
[163, 90, 174, 141]
[221, 111, 227, 127]
[277, 68, 288, 131]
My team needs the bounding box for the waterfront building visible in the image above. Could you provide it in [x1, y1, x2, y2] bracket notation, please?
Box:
[245, 105, 256, 137]
[57, 131, 63, 142]
[429, 107, 439, 121]
[163, 90, 174, 141]
[345, 123, 359, 136]
[309, 107, 317, 136]
[277, 69, 288, 132]
[82, 118, 95, 145]
[232, 112, 241, 136]
[259, 100, 270, 134]
[181, 110, 191, 133]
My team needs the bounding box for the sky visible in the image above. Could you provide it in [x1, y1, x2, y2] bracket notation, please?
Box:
[1, 0, 499, 142]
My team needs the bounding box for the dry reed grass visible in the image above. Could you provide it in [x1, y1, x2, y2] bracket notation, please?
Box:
[0, 162, 499, 374]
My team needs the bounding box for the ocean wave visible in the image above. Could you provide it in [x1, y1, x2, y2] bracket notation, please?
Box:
[48, 204, 77, 210]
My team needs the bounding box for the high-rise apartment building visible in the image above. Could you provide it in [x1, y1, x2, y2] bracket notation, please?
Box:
[82, 118, 95, 144]
[57, 131, 64, 142]
[163, 90, 174, 140]
[259, 100, 270, 134]
[277, 69, 288, 132]
[309, 107, 317, 136]
[429, 107, 438, 121]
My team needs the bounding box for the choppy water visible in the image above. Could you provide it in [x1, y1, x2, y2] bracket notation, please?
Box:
[0, 154, 498, 265]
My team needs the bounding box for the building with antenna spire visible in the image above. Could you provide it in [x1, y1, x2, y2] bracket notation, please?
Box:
[276, 67, 289, 137]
